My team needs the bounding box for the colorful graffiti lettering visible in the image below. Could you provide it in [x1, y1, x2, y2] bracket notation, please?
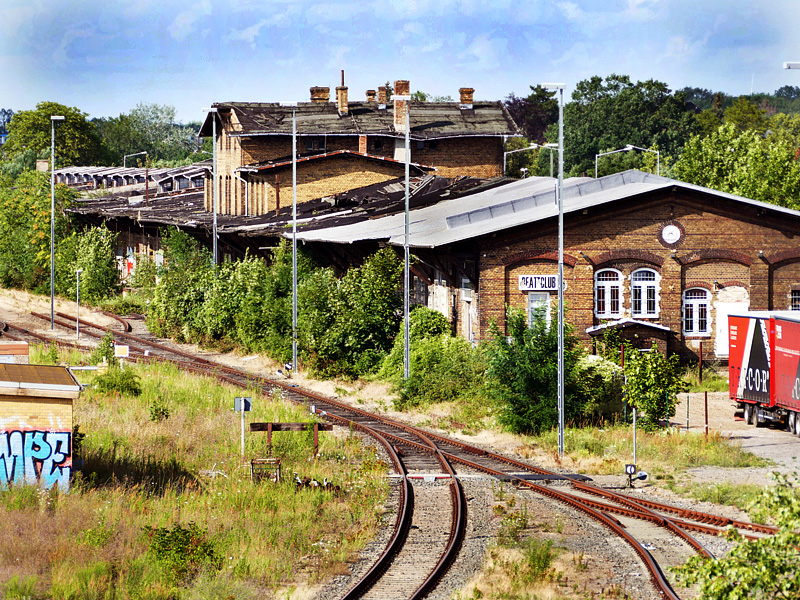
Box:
[0, 430, 71, 490]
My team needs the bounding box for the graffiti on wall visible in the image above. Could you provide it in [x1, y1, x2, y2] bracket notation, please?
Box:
[0, 430, 71, 490]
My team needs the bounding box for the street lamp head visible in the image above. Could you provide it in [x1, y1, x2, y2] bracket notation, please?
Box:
[76, 268, 83, 275]
[624, 144, 635, 151]
[784, 62, 800, 70]
[542, 83, 565, 90]
[51, 115, 65, 122]
[544, 142, 558, 148]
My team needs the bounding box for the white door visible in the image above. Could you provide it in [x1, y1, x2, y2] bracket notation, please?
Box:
[715, 301, 749, 357]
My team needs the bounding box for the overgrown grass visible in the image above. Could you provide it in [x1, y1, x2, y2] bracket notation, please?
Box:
[669, 481, 765, 511]
[682, 364, 730, 393]
[532, 424, 770, 476]
[1, 353, 389, 599]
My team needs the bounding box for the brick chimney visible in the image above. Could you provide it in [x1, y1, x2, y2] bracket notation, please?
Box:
[336, 86, 349, 116]
[459, 87, 474, 109]
[310, 86, 330, 103]
[366, 89, 376, 102]
[377, 86, 387, 109]
[394, 79, 410, 132]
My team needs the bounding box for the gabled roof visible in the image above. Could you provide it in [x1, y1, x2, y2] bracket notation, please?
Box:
[291, 170, 800, 248]
[238, 149, 434, 175]
[199, 100, 521, 140]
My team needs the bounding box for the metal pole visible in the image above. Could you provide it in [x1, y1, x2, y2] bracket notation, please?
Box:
[292, 107, 298, 375]
[76, 269, 82, 339]
[404, 99, 411, 382]
[241, 406, 245, 458]
[50, 115, 64, 330]
[556, 86, 565, 457]
[51, 120, 56, 330]
[633, 407, 638, 466]
[211, 108, 218, 266]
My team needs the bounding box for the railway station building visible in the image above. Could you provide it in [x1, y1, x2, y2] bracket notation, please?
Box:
[292, 170, 800, 363]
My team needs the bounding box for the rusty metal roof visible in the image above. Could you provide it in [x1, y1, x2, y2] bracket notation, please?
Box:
[199, 100, 521, 140]
[0, 364, 81, 394]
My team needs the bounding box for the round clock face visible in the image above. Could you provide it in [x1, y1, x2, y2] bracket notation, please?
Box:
[661, 224, 681, 244]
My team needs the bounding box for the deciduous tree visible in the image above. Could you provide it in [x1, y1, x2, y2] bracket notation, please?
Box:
[1, 102, 102, 166]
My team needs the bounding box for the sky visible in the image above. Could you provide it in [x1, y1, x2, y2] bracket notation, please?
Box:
[2, 0, 800, 124]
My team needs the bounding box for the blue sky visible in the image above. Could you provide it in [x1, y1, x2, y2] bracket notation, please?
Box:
[2, 0, 800, 124]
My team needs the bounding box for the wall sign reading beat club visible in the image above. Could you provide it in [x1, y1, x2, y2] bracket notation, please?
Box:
[518, 275, 566, 291]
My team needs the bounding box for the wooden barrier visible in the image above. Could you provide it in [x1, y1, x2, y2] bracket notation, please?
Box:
[250, 422, 333, 456]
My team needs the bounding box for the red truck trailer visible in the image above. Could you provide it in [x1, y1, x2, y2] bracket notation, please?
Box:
[729, 311, 800, 434]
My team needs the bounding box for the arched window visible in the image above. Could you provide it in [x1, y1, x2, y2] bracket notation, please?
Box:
[631, 268, 660, 318]
[594, 269, 623, 318]
[683, 288, 710, 334]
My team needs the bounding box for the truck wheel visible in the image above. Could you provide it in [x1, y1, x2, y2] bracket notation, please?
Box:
[754, 407, 766, 427]
[744, 404, 753, 425]
[795, 413, 800, 437]
[789, 411, 797, 434]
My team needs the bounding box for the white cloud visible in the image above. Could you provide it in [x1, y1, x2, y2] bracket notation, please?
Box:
[51, 28, 93, 66]
[460, 33, 508, 70]
[225, 19, 270, 48]
[170, 0, 212, 41]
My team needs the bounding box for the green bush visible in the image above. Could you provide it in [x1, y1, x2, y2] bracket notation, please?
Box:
[624, 345, 686, 431]
[574, 354, 624, 420]
[144, 522, 221, 584]
[484, 307, 594, 435]
[94, 366, 142, 396]
[299, 248, 403, 378]
[88, 331, 118, 366]
[379, 307, 487, 410]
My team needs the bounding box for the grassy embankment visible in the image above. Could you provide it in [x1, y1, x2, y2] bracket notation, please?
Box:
[1, 344, 390, 600]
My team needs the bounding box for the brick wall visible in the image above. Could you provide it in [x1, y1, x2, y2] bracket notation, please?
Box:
[208, 124, 505, 215]
[251, 155, 405, 213]
[476, 190, 800, 361]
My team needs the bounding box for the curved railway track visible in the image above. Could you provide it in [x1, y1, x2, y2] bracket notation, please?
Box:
[1, 312, 776, 599]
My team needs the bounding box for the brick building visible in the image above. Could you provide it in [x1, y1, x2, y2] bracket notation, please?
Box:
[294, 170, 800, 362]
[0, 364, 81, 490]
[197, 79, 521, 217]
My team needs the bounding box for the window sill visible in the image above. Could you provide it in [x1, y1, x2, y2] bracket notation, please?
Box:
[683, 333, 711, 338]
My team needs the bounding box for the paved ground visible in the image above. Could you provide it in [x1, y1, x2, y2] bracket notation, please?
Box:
[673, 391, 800, 486]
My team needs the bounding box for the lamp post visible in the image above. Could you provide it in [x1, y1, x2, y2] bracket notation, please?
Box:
[543, 83, 565, 457]
[50, 115, 65, 330]
[502, 142, 558, 177]
[76, 269, 83, 340]
[123, 151, 147, 168]
[205, 107, 219, 266]
[595, 144, 660, 178]
[784, 62, 800, 69]
[292, 106, 298, 375]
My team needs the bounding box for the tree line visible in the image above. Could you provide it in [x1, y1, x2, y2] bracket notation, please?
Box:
[503, 75, 800, 210]
[0, 101, 204, 179]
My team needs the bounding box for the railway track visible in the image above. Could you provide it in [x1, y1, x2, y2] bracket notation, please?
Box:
[1, 311, 777, 599]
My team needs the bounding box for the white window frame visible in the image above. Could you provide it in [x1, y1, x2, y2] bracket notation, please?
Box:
[683, 288, 711, 335]
[791, 289, 800, 311]
[631, 268, 661, 318]
[594, 269, 623, 319]
[528, 292, 551, 328]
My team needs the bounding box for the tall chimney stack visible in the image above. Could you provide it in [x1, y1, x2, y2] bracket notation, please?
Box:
[337, 86, 349, 116]
[459, 87, 474, 109]
[337, 69, 348, 116]
[394, 79, 410, 132]
[366, 89, 376, 102]
[310, 87, 330, 103]
[377, 86, 387, 109]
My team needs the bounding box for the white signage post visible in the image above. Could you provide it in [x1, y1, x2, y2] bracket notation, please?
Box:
[114, 344, 130, 368]
[234, 397, 252, 458]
